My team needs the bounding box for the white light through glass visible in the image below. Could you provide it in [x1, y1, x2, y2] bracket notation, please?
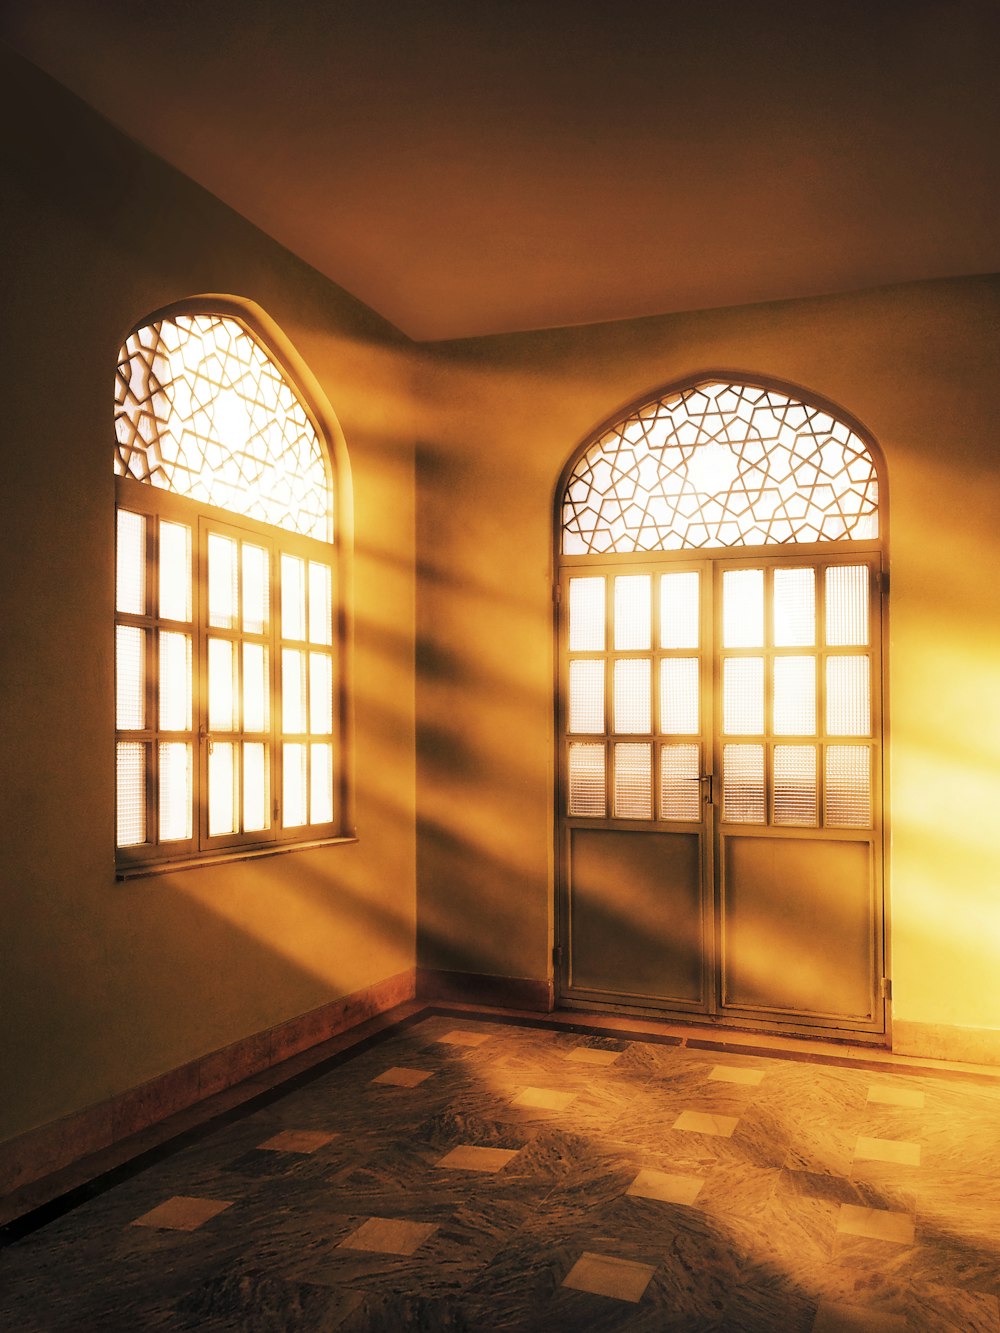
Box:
[159, 522, 191, 622]
[686, 441, 740, 495]
[115, 313, 332, 541]
[283, 744, 308, 827]
[282, 555, 306, 641]
[562, 381, 878, 553]
[209, 741, 237, 835]
[116, 510, 145, 615]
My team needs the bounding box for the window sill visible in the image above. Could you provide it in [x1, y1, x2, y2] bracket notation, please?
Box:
[115, 833, 358, 881]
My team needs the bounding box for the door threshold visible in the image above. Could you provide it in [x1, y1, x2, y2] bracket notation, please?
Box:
[556, 996, 887, 1051]
[419, 999, 1000, 1082]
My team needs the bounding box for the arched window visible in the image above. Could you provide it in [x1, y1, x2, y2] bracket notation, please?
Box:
[114, 306, 348, 871]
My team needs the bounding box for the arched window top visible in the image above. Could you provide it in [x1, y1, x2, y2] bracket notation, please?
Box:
[561, 380, 879, 555]
[115, 311, 332, 542]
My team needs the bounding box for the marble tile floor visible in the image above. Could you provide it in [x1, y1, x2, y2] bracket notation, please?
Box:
[2, 1010, 999, 1331]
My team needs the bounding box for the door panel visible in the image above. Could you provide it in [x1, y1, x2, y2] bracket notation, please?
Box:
[568, 828, 706, 1005]
[557, 550, 884, 1039]
[720, 834, 874, 1019]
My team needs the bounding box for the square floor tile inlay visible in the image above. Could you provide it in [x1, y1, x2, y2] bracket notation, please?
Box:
[337, 1217, 438, 1256]
[813, 1300, 908, 1331]
[132, 1196, 233, 1232]
[674, 1109, 739, 1137]
[836, 1204, 915, 1245]
[511, 1086, 578, 1111]
[562, 1251, 656, 1303]
[257, 1129, 337, 1154]
[371, 1066, 434, 1087]
[708, 1065, 765, 1086]
[854, 1136, 921, 1166]
[626, 1169, 705, 1205]
[566, 1047, 621, 1065]
[866, 1083, 925, 1109]
[438, 1030, 492, 1047]
[437, 1145, 520, 1173]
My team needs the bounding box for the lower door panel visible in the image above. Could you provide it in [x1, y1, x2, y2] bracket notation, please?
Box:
[721, 834, 875, 1021]
[567, 827, 707, 1007]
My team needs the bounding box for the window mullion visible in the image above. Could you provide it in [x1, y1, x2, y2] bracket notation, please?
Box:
[271, 541, 281, 832]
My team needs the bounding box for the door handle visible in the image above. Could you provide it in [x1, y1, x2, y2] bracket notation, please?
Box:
[683, 773, 714, 804]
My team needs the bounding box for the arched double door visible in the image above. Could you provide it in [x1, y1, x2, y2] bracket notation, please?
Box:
[555, 379, 886, 1039]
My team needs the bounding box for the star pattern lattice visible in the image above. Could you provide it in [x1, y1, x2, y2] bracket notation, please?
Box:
[114, 314, 332, 541]
[562, 382, 878, 554]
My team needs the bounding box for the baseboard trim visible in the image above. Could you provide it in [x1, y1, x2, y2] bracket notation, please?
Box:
[0, 969, 415, 1198]
[892, 1018, 1000, 1067]
[416, 967, 553, 1012]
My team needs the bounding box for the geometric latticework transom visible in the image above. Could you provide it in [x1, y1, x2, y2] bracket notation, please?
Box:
[115, 314, 332, 541]
[562, 381, 878, 554]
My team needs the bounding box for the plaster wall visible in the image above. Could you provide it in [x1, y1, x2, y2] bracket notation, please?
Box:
[0, 51, 418, 1146]
[413, 274, 1000, 1046]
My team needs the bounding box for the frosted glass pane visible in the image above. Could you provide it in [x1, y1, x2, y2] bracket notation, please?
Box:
[242, 642, 269, 733]
[116, 741, 146, 846]
[283, 742, 308, 827]
[310, 742, 334, 823]
[660, 744, 701, 820]
[826, 656, 871, 736]
[159, 521, 191, 622]
[773, 656, 816, 735]
[568, 742, 605, 816]
[660, 658, 699, 734]
[116, 625, 145, 730]
[660, 571, 699, 649]
[773, 566, 814, 647]
[158, 741, 192, 841]
[243, 742, 269, 832]
[723, 657, 764, 734]
[825, 745, 872, 827]
[614, 575, 651, 650]
[826, 565, 869, 646]
[282, 648, 308, 733]
[569, 577, 605, 652]
[723, 744, 765, 823]
[309, 562, 333, 645]
[242, 543, 269, 635]
[281, 554, 306, 640]
[159, 631, 192, 731]
[723, 568, 764, 648]
[208, 741, 237, 835]
[208, 638, 237, 731]
[116, 509, 145, 614]
[208, 533, 238, 629]
[569, 660, 604, 734]
[614, 742, 652, 819]
[614, 659, 651, 733]
[310, 653, 333, 734]
[773, 744, 817, 825]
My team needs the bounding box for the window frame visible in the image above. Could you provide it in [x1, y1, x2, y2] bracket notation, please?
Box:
[113, 301, 353, 876]
[115, 479, 347, 873]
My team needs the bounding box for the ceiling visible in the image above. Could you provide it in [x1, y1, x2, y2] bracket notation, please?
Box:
[3, 0, 999, 340]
